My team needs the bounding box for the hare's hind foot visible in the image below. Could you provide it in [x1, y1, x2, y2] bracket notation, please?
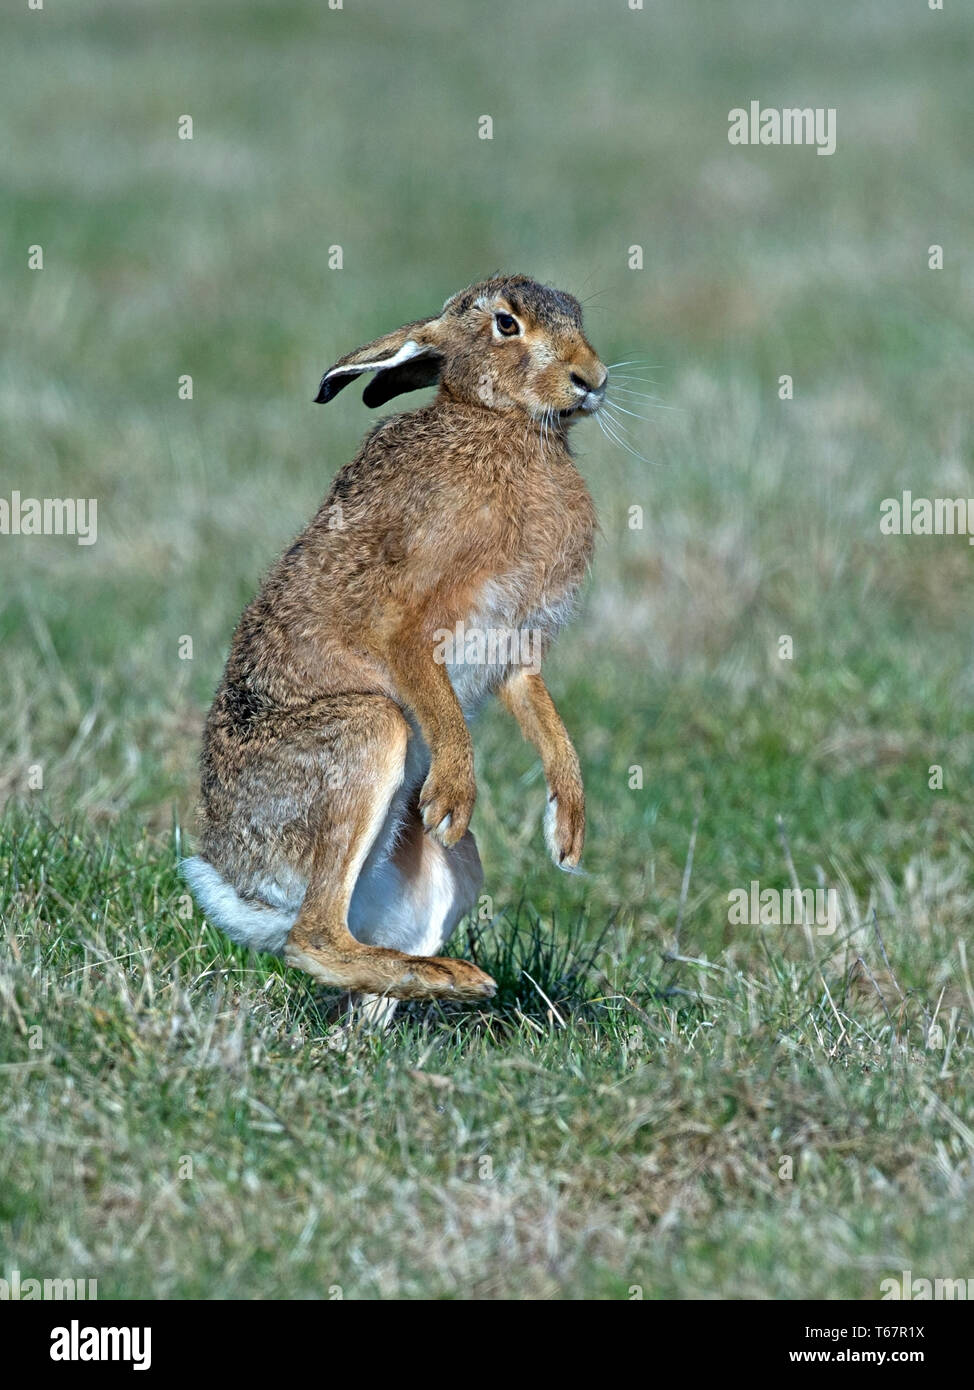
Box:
[284, 935, 495, 1001]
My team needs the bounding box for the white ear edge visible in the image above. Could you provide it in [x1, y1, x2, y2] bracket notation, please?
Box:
[324, 338, 426, 382]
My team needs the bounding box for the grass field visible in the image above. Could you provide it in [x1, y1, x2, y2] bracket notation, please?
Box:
[2, 0, 974, 1299]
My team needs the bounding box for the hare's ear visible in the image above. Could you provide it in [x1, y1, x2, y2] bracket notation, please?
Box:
[314, 317, 443, 407]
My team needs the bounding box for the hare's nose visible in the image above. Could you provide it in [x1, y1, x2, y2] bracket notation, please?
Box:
[571, 371, 604, 395]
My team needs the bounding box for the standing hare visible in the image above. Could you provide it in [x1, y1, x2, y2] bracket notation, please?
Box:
[183, 275, 607, 1019]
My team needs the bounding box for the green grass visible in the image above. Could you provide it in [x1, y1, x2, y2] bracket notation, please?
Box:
[2, 812, 972, 1299]
[2, 0, 974, 1299]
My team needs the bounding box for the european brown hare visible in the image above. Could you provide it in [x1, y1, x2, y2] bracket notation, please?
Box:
[183, 275, 607, 1020]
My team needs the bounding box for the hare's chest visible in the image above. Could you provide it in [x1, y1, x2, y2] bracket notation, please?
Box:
[443, 465, 595, 715]
[445, 572, 581, 717]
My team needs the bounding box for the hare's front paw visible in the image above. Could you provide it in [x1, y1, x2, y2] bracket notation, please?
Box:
[419, 758, 476, 847]
[544, 780, 585, 871]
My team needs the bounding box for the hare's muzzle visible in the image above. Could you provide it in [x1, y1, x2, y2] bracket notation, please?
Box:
[569, 369, 607, 414]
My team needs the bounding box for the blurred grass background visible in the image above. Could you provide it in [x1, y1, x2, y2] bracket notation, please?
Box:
[2, 0, 973, 1299]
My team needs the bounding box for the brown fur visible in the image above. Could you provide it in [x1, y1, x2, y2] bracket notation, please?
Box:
[193, 275, 606, 1001]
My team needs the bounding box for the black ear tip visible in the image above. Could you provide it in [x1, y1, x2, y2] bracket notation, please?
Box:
[314, 377, 333, 404]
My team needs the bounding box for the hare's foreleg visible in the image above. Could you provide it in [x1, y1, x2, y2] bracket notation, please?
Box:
[378, 624, 477, 849]
[499, 669, 585, 869]
[283, 700, 494, 1002]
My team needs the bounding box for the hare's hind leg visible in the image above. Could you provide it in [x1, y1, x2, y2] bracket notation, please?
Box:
[350, 794, 484, 956]
[345, 799, 485, 1026]
[283, 699, 495, 1002]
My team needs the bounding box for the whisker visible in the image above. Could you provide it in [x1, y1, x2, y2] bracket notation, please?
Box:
[601, 407, 651, 445]
[604, 427, 656, 468]
[601, 403, 660, 453]
[603, 399, 656, 422]
[545, 406, 556, 457]
[606, 392, 680, 414]
[608, 384, 668, 398]
[606, 359, 663, 370]
[608, 386, 669, 403]
[596, 409, 656, 466]
[608, 380, 664, 391]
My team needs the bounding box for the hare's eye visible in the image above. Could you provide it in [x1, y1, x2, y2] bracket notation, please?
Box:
[494, 312, 520, 337]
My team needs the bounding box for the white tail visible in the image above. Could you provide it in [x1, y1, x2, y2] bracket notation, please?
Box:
[180, 856, 299, 955]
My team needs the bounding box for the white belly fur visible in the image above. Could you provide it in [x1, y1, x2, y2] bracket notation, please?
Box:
[444, 578, 578, 717]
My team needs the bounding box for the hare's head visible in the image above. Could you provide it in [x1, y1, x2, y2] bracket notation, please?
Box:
[315, 275, 607, 423]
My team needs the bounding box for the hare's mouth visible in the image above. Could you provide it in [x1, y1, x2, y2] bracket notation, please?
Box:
[558, 400, 600, 419]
